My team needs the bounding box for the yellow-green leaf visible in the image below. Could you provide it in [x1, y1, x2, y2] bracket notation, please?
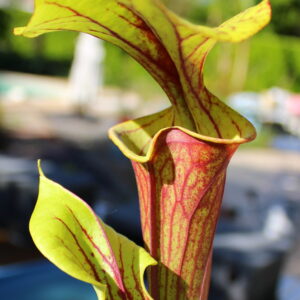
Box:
[30, 162, 157, 300]
[14, 0, 194, 128]
[135, 0, 271, 137]
[14, 0, 271, 140]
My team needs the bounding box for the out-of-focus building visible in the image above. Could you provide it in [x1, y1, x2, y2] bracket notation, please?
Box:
[0, 0, 33, 11]
[68, 33, 104, 112]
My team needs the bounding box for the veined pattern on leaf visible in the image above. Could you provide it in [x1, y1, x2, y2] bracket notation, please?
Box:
[15, 0, 271, 145]
[132, 129, 238, 299]
[30, 167, 156, 300]
[15, 1, 272, 299]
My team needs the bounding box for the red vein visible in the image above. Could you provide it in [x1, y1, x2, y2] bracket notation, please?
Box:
[131, 249, 144, 299]
[53, 216, 101, 282]
[66, 207, 113, 268]
[185, 37, 209, 60]
[158, 6, 222, 137]
[64, 206, 130, 300]
[45, 1, 182, 106]
[185, 174, 226, 293]
[181, 32, 200, 41]
[148, 163, 160, 300]
[54, 235, 89, 273]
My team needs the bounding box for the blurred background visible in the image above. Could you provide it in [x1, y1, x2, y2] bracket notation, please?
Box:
[0, 0, 300, 299]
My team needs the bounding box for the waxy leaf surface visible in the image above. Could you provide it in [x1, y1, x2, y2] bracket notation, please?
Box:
[30, 164, 156, 300]
[132, 129, 237, 299]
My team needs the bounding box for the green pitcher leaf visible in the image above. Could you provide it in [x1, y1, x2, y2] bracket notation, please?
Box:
[30, 162, 157, 300]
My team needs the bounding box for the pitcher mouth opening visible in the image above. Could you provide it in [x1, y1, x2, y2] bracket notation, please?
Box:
[108, 107, 256, 163]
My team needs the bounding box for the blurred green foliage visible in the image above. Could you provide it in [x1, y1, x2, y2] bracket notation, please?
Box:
[104, 42, 163, 98]
[205, 32, 300, 97]
[271, 0, 300, 37]
[0, 0, 300, 97]
[0, 8, 76, 75]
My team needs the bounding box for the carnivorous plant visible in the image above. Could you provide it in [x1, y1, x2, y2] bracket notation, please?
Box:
[15, 0, 271, 299]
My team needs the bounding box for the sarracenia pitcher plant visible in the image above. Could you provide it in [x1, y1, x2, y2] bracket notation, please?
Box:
[15, 1, 271, 299]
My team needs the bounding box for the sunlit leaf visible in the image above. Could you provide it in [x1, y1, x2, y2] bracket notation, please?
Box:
[132, 128, 238, 299]
[30, 162, 157, 300]
[15, 0, 271, 141]
[16, 1, 272, 299]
